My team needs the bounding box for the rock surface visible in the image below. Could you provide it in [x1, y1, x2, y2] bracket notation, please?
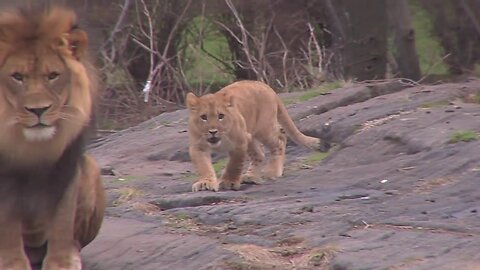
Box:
[84, 79, 480, 270]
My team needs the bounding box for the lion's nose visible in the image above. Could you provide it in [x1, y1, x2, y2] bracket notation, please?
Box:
[25, 105, 51, 117]
[209, 129, 218, 136]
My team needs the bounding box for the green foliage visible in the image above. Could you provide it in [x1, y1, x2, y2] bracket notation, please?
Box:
[448, 130, 478, 144]
[408, 0, 449, 75]
[182, 16, 234, 90]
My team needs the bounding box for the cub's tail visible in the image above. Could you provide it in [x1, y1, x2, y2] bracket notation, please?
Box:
[276, 96, 330, 152]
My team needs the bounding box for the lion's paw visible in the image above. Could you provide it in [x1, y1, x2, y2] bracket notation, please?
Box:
[219, 180, 241, 190]
[42, 252, 81, 270]
[192, 178, 219, 192]
[0, 256, 31, 270]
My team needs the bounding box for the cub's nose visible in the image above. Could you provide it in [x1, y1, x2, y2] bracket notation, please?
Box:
[25, 105, 51, 118]
[209, 129, 218, 136]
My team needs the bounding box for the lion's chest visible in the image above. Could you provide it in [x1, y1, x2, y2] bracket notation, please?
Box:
[0, 167, 72, 219]
[0, 133, 85, 220]
[211, 136, 236, 153]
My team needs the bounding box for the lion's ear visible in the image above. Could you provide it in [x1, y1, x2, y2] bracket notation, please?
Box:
[223, 92, 234, 107]
[59, 28, 88, 60]
[186, 92, 199, 111]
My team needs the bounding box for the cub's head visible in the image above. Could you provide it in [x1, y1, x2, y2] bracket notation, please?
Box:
[0, 7, 96, 164]
[186, 92, 235, 147]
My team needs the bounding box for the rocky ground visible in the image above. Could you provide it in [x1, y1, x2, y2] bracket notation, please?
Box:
[82, 79, 480, 270]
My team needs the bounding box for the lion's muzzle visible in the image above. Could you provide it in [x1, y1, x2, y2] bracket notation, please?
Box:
[207, 136, 221, 144]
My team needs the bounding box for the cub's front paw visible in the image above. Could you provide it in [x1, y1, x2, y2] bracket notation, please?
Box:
[240, 173, 264, 184]
[42, 251, 81, 270]
[192, 178, 219, 192]
[219, 179, 241, 190]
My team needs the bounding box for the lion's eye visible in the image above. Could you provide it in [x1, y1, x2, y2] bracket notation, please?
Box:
[11, 72, 24, 82]
[47, 72, 60, 81]
[200, 114, 207, 121]
[218, 113, 225, 120]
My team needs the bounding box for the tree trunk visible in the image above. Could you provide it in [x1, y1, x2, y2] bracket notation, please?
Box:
[388, 0, 421, 81]
[420, 0, 480, 75]
[326, 0, 388, 81]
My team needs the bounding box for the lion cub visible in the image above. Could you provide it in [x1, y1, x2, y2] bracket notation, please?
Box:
[186, 80, 329, 192]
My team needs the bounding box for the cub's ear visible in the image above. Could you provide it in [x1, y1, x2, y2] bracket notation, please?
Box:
[223, 92, 234, 107]
[58, 28, 88, 60]
[186, 92, 199, 111]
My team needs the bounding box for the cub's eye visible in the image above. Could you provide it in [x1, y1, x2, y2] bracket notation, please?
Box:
[11, 72, 24, 82]
[200, 114, 207, 121]
[47, 72, 60, 81]
[218, 113, 225, 120]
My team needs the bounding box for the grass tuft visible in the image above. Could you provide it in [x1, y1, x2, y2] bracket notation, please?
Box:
[213, 158, 228, 175]
[304, 151, 330, 166]
[298, 81, 346, 102]
[448, 130, 478, 144]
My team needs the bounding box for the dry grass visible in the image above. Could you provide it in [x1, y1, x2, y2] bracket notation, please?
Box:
[292, 246, 339, 269]
[112, 187, 144, 206]
[223, 243, 339, 270]
[414, 177, 457, 194]
[224, 244, 291, 268]
[131, 202, 161, 215]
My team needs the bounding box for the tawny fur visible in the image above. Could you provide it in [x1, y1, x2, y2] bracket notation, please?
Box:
[186, 80, 326, 192]
[0, 6, 105, 270]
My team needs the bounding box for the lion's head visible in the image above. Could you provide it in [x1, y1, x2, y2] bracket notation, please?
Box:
[0, 7, 97, 165]
[186, 92, 238, 148]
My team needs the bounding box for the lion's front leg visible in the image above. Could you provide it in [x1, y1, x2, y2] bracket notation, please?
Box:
[190, 146, 219, 192]
[42, 173, 81, 270]
[0, 218, 31, 270]
[75, 155, 105, 248]
[220, 144, 247, 191]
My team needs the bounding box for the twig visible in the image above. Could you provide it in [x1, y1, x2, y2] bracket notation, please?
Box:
[417, 53, 451, 84]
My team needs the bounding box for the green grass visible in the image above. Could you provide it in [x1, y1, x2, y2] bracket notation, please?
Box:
[419, 100, 450, 109]
[448, 130, 478, 144]
[283, 81, 345, 105]
[299, 81, 345, 101]
[175, 212, 190, 221]
[408, 0, 449, 75]
[213, 158, 227, 175]
[183, 158, 227, 181]
[475, 93, 480, 104]
[303, 151, 330, 166]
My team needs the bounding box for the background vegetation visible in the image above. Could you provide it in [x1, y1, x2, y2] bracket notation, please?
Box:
[2, 0, 479, 129]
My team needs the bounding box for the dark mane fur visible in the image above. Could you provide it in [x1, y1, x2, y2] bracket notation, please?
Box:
[0, 5, 98, 219]
[0, 126, 92, 219]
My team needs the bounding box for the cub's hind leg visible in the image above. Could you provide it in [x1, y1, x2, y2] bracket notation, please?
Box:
[259, 126, 287, 179]
[241, 138, 265, 184]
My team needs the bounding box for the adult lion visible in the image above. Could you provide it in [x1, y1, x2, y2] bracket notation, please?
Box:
[0, 6, 105, 270]
[187, 80, 330, 192]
